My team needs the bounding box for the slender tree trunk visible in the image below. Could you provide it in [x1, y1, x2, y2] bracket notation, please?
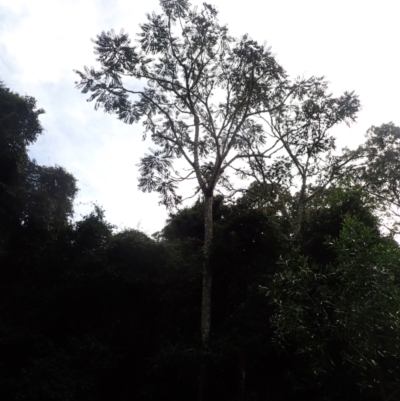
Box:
[199, 194, 213, 401]
[201, 194, 213, 346]
[295, 200, 305, 236]
[294, 180, 307, 236]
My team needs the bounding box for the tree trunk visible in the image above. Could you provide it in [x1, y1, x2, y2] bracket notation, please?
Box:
[294, 180, 307, 236]
[199, 194, 213, 401]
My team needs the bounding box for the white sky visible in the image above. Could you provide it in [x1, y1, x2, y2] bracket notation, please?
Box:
[1, 0, 399, 234]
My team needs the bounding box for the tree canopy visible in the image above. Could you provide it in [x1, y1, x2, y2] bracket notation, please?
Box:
[75, 0, 360, 211]
[344, 123, 400, 237]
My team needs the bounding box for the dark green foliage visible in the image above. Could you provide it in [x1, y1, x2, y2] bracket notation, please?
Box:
[0, 81, 44, 255]
[267, 215, 400, 400]
[300, 186, 379, 265]
[2, 81, 400, 400]
[157, 196, 290, 400]
[0, 80, 44, 178]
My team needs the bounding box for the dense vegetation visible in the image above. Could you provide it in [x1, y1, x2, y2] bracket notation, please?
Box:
[1, 80, 400, 400]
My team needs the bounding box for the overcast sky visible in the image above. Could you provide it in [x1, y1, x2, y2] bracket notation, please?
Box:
[1, 0, 399, 234]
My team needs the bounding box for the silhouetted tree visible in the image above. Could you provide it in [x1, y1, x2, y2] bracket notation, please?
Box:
[0, 81, 44, 254]
[344, 123, 400, 237]
[75, 3, 358, 396]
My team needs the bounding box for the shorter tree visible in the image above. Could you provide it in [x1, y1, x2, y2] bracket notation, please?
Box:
[344, 123, 400, 237]
[0, 81, 45, 253]
[234, 79, 360, 235]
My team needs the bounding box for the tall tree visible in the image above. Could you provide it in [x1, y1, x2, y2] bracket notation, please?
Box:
[74, 1, 356, 397]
